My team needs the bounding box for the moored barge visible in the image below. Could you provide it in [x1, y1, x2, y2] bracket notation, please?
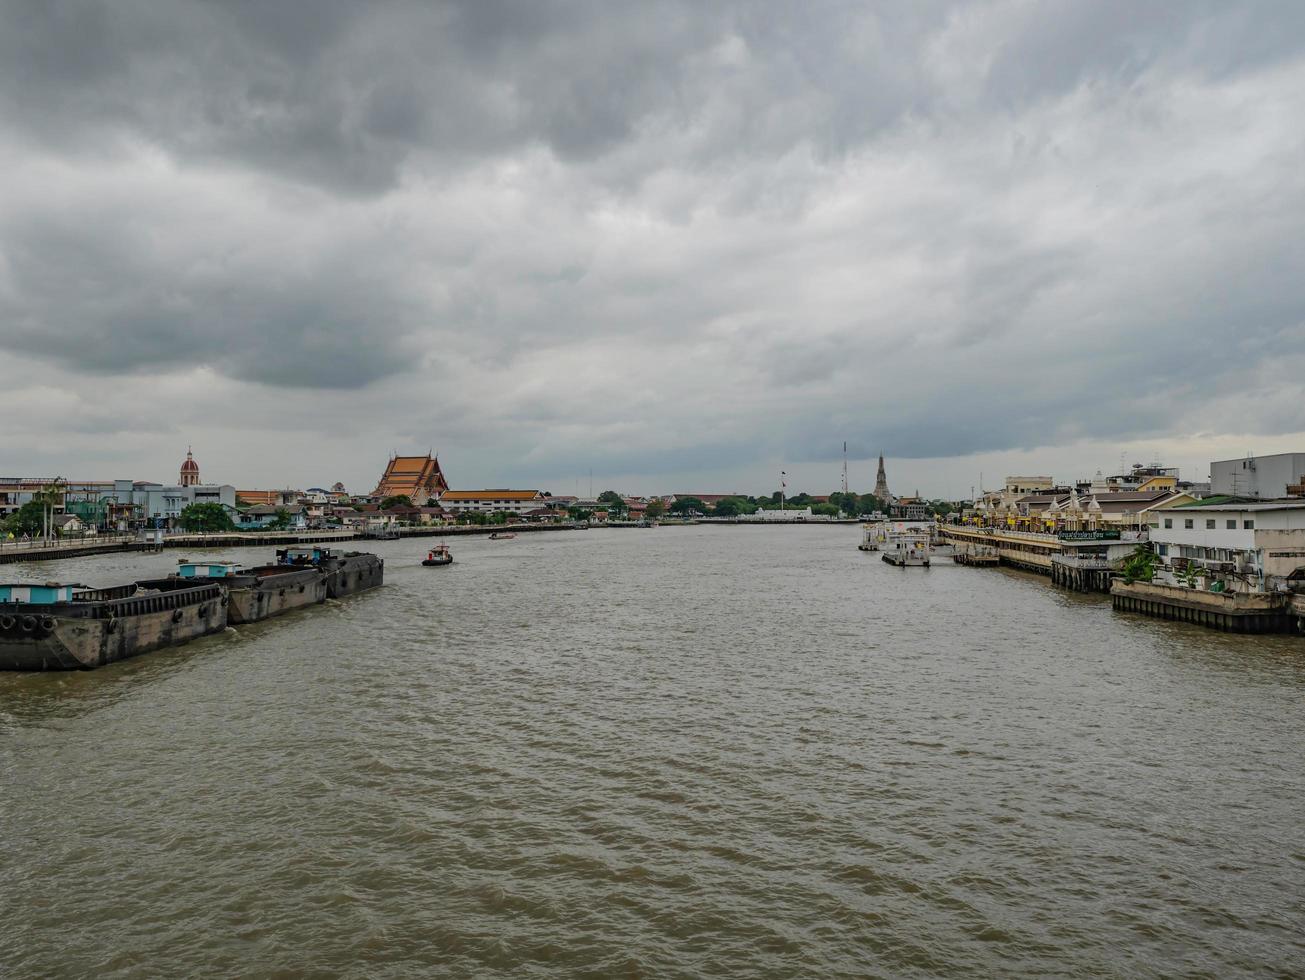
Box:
[0, 580, 227, 671]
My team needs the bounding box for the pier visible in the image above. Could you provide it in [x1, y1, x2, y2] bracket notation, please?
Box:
[1111, 580, 1296, 634]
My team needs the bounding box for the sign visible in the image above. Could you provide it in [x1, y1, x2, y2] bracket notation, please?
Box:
[1058, 530, 1121, 541]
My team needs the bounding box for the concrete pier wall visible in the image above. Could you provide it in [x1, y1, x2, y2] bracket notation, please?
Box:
[1111, 580, 1293, 634]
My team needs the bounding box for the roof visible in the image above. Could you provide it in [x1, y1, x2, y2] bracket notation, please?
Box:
[1165, 497, 1305, 512]
[440, 489, 542, 501]
[243, 504, 305, 516]
[372, 454, 450, 499]
[237, 490, 283, 506]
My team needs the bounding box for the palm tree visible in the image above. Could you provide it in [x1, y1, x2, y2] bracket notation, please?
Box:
[34, 477, 66, 544]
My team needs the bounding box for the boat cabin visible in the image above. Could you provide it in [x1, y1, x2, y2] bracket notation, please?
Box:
[176, 560, 243, 579]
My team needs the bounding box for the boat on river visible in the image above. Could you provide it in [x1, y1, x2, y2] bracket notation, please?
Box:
[140, 559, 327, 625]
[0, 548, 386, 671]
[0, 579, 227, 671]
[422, 545, 453, 566]
[882, 530, 932, 567]
[489, 532, 516, 540]
[274, 547, 384, 599]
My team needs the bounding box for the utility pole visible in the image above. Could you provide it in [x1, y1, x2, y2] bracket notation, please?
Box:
[842, 441, 849, 496]
[780, 470, 787, 511]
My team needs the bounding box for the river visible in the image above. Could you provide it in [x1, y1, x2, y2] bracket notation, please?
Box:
[2, 525, 1303, 977]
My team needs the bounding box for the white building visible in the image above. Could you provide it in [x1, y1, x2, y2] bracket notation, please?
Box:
[1149, 498, 1305, 591]
[437, 489, 544, 514]
[1210, 453, 1305, 499]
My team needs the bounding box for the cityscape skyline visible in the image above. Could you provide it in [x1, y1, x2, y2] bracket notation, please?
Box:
[2, 4, 1303, 499]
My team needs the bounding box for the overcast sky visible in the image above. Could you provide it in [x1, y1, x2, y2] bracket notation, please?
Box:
[2, 1, 1303, 497]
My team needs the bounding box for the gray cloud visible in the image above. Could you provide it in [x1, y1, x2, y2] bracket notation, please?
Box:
[1, 0, 1304, 490]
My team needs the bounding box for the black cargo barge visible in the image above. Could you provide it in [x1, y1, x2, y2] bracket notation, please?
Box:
[0, 581, 227, 671]
[1, 548, 383, 671]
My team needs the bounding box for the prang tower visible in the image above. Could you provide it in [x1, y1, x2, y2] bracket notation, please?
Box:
[873, 453, 891, 501]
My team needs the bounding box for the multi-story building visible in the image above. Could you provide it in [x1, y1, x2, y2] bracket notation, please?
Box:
[1148, 497, 1305, 591]
[1211, 453, 1305, 499]
[438, 489, 544, 514]
[1005, 476, 1054, 496]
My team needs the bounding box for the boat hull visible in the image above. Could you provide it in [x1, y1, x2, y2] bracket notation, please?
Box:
[0, 586, 227, 671]
[324, 552, 384, 598]
[225, 567, 328, 624]
[421, 558, 452, 566]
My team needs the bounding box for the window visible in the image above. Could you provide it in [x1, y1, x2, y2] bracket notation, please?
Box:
[1184, 519, 1194, 529]
[1156, 544, 1167, 556]
[1244, 519, 1254, 530]
[1226, 520, 1236, 529]
[1164, 518, 1173, 529]
[1206, 519, 1216, 529]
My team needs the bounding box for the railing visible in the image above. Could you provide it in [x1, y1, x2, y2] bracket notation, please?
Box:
[0, 533, 135, 553]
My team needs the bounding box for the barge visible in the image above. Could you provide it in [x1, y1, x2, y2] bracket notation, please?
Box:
[0, 580, 227, 671]
[1, 548, 384, 671]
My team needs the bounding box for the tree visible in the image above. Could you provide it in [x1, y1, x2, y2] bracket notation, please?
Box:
[1121, 543, 1156, 585]
[3, 500, 46, 537]
[645, 498, 666, 520]
[179, 502, 236, 533]
[567, 506, 593, 522]
[268, 508, 292, 531]
[812, 502, 840, 517]
[669, 496, 706, 516]
[380, 495, 412, 510]
[713, 497, 747, 517]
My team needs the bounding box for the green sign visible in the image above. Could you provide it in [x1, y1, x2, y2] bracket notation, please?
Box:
[1058, 530, 1121, 541]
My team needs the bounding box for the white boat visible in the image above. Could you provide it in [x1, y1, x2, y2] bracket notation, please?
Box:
[882, 529, 931, 567]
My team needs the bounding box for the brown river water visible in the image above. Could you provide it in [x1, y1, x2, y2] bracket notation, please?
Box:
[2, 525, 1303, 978]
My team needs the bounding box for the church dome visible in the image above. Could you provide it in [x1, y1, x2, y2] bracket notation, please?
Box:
[179, 448, 200, 486]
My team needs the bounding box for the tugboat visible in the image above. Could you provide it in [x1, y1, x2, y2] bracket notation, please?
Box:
[0, 579, 227, 671]
[422, 545, 453, 566]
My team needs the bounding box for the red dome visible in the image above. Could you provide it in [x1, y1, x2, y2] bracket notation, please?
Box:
[179, 448, 200, 486]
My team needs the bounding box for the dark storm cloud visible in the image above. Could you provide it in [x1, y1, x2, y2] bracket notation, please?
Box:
[1, 0, 1304, 481]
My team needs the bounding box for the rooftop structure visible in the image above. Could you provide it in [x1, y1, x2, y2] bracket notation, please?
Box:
[373, 453, 450, 503]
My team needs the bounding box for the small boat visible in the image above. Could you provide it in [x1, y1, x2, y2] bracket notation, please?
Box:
[488, 532, 516, 540]
[422, 545, 453, 566]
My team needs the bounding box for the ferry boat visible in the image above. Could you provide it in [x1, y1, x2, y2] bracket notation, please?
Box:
[0, 579, 227, 671]
[422, 545, 453, 566]
[882, 530, 932, 567]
